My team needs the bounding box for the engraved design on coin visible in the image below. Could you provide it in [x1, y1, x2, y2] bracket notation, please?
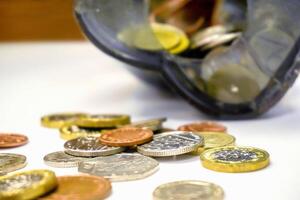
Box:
[213, 149, 257, 162]
[78, 153, 159, 181]
[44, 151, 89, 168]
[0, 153, 27, 174]
[0, 174, 42, 191]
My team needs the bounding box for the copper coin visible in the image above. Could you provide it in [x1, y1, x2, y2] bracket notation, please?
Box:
[100, 127, 153, 147]
[178, 121, 227, 133]
[0, 133, 28, 148]
[39, 175, 111, 200]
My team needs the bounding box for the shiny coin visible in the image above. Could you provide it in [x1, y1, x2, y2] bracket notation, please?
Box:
[123, 118, 167, 132]
[137, 131, 203, 157]
[40, 175, 111, 200]
[200, 146, 270, 173]
[41, 112, 87, 129]
[0, 153, 27, 175]
[169, 30, 190, 54]
[0, 169, 57, 200]
[0, 133, 28, 148]
[75, 114, 130, 128]
[153, 180, 224, 200]
[43, 151, 90, 168]
[59, 125, 102, 140]
[100, 127, 153, 147]
[178, 121, 227, 132]
[202, 32, 241, 50]
[78, 153, 159, 181]
[64, 137, 125, 157]
[191, 25, 228, 47]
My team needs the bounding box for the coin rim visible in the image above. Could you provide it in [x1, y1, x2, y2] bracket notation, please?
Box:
[0, 133, 29, 148]
[43, 151, 88, 168]
[75, 114, 130, 128]
[0, 153, 27, 174]
[41, 112, 88, 128]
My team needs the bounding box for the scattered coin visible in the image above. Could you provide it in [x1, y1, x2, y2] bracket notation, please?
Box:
[0, 153, 27, 175]
[100, 127, 153, 147]
[41, 112, 87, 128]
[153, 180, 224, 200]
[178, 121, 227, 132]
[75, 114, 130, 128]
[0, 133, 28, 148]
[123, 118, 167, 132]
[59, 125, 102, 140]
[78, 153, 159, 181]
[202, 32, 241, 50]
[0, 170, 57, 200]
[64, 137, 125, 157]
[40, 175, 111, 200]
[137, 131, 203, 157]
[43, 151, 90, 168]
[200, 146, 270, 173]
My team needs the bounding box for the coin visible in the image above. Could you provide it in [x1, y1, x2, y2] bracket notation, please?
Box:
[200, 146, 270, 173]
[64, 137, 125, 157]
[100, 127, 153, 147]
[0, 170, 57, 200]
[123, 118, 167, 132]
[75, 114, 130, 128]
[137, 131, 203, 157]
[153, 180, 224, 200]
[59, 125, 102, 140]
[78, 153, 159, 181]
[178, 121, 227, 132]
[0, 133, 28, 148]
[0, 153, 27, 175]
[39, 175, 111, 200]
[169, 30, 190, 54]
[191, 25, 227, 46]
[202, 32, 241, 50]
[43, 151, 90, 168]
[41, 112, 87, 128]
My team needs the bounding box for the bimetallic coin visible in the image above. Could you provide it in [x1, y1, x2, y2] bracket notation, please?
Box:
[0, 133, 28, 148]
[59, 125, 102, 140]
[40, 175, 111, 200]
[100, 127, 153, 147]
[43, 151, 90, 168]
[200, 146, 270, 173]
[153, 180, 224, 200]
[78, 153, 159, 181]
[123, 118, 167, 132]
[178, 121, 227, 132]
[137, 131, 203, 157]
[0, 170, 57, 200]
[75, 114, 130, 128]
[0, 153, 27, 175]
[64, 137, 125, 157]
[41, 112, 87, 128]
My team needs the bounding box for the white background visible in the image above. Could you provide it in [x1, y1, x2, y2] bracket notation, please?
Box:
[0, 42, 300, 200]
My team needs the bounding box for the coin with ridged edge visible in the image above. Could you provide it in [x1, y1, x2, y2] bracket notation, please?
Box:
[43, 151, 90, 168]
[59, 125, 103, 140]
[0, 169, 57, 200]
[75, 114, 130, 128]
[78, 153, 159, 181]
[41, 112, 88, 129]
[0, 153, 27, 175]
[200, 146, 270, 173]
[137, 131, 203, 157]
[64, 137, 125, 157]
[0, 133, 28, 148]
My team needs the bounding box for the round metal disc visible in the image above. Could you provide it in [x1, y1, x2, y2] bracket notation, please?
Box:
[43, 151, 90, 168]
[0, 153, 27, 175]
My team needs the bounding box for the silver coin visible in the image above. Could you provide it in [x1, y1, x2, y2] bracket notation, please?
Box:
[202, 32, 241, 50]
[137, 131, 204, 157]
[0, 153, 27, 175]
[64, 137, 125, 157]
[43, 151, 90, 168]
[78, 153, 159, 181]
[124, 118, 167, 132]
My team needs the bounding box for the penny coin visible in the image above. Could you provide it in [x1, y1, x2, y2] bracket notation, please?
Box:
[100, 127, 153, 147]
[78, 153, 159, 181]
[178, 121, 227, 132]
[41, 113, 87, 128]
[123, 118, 167, 132]
[59, 125, 102, 140]
[137, 131, 203, 157]
[153, 180, 224, 200]
[0, 133, 28, 148]
[43, 151, 90, 168]
[75, 114, 130, 128]
[0, 170, 57, 200]
[39, 175, 111, 200]
[200, 146, 270, 173]
[64, 137, 125, 157]
[0, 153, 27, 175]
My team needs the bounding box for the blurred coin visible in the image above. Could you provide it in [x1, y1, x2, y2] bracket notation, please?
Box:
[59, 125, 102, 140]
[100, 127, 153, 147]
[0, 170, 57, 200]
[137, 131, 203, 157]
[151, 23, 181, 50]
[43, 151, 90, 168]
[153, 180, 224, 200]
[0, 153, 27, 175]
[0, 133, 28, 148]
[41, 113, 87, 129]
[200, 146, 270, 173]
[78, 153, 159, 181]
[169, 30, 190, 54]
[64, 137, 125, 157]
[155, 128, 175, 134]
[178, 121, 227, 132]
[202, 32, 241, 50]
[123, 117, 167, 132]
[76, 114, 130, 128]
[191, 25, 227, 46]
[40, 175, 111, 200]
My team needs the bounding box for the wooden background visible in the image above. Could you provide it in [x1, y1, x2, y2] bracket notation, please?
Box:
[0, 0, 84, 41]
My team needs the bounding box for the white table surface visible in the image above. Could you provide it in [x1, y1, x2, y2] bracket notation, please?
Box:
[0, 42, 300, 200]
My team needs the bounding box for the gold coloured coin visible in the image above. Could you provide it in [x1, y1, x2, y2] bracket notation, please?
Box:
[169, 30, 190, 54]
[151, 23, 181, 50]
[200, 146, 270, 173]
[0, 153, 27, 175]
[41, 113, 87, 129]
[59, 125, 102, 140]
[0, 169, 57, 200]
[75, 114, 130, 128]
